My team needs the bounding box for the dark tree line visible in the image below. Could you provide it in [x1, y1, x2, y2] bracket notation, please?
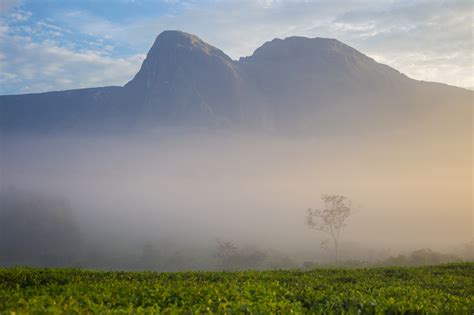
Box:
[0, 191, 82, 267]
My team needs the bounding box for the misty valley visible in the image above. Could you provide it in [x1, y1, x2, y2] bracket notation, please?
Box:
[1, 128, 472, 271]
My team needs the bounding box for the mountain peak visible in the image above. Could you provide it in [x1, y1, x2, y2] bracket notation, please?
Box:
[157, 30, 198, 39]
[125, 30, 234, 92]
[149, 30, 226, 58]
[241, 35, 363, 63]
[154, 30, 205, 47]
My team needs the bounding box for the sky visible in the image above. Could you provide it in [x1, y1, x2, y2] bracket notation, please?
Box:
[0, 0, 472, 95]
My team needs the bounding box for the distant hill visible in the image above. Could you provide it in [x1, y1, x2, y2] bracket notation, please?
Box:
[0, 30, 471, 135]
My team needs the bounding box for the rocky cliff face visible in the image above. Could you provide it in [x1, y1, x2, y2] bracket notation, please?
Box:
[124, 31, 243, 126]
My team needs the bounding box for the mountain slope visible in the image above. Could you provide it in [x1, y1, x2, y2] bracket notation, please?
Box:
[0, 87, 124, 133]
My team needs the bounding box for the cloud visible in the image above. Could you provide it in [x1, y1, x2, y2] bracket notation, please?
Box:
[0, 0, 21, 14]
[9, 10, 30, 21]
[0, 25, 144, 94]
[56, 9, 157, 48]
[327, 0, 473, 89]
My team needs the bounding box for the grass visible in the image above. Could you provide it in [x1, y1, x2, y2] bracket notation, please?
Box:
[0, 263, 473, 314]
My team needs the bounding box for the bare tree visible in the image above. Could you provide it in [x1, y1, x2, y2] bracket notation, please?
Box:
[306, 194, 356, 261]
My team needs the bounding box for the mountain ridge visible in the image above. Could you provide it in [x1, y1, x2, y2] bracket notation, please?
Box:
[2, 30, 472, 95]
[0, 30, 471, 135]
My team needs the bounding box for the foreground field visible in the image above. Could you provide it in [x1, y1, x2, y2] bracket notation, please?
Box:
[1, 263, 473, 314]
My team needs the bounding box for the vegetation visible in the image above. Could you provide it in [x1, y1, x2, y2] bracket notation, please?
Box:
[1, 263, 473, 314]
[215, 240, 268, 270]
[306, 194, 356, 261]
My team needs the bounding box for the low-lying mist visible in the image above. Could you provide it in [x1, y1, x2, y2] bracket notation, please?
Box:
[0, 127, 472, 270]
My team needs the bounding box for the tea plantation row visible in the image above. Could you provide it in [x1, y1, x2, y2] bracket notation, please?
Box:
[1, 263, 473, 313]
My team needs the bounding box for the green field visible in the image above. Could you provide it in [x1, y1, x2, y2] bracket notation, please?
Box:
[1, 263, 473, 314]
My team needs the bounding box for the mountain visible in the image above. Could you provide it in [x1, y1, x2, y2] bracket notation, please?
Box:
[0, 30, 471, 135]
[123, 30, 247, 127]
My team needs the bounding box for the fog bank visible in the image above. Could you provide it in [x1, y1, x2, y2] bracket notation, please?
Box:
[0, 128, 472, 269]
